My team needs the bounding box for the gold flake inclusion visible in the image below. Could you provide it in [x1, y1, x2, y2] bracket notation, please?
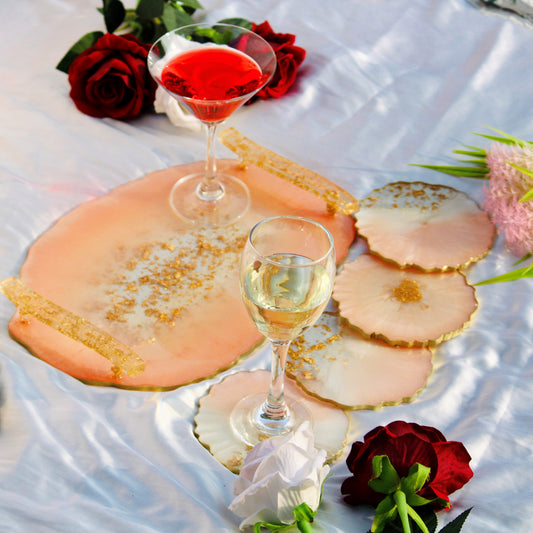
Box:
[0, 277, 145, 378]
[392, 279, 423, 303]
[219, 128, 359, 216]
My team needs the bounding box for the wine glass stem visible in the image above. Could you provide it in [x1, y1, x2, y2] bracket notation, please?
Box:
[197, 122, 224, 201]
[261, 340, 291, 422]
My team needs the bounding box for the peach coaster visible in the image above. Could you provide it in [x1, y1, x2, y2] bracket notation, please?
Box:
[8, 160, 355, 388]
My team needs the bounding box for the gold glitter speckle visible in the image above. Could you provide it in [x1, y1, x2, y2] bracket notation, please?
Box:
[393, 279, 423, 303]
[98, 228, 246, 340]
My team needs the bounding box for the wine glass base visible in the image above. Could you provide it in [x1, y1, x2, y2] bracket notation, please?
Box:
[230, 392, 312, 447]
[169, 172, 251, 227]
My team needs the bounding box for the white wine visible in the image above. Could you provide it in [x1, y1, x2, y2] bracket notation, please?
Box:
[241, 253, 332, 342]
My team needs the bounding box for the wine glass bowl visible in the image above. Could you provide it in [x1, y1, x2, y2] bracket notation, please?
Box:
[231, 216, 336, 445]
[147, 23, 277, 226]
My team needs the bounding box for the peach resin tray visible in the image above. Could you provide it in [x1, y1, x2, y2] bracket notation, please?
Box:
[4, 160, 355, 389]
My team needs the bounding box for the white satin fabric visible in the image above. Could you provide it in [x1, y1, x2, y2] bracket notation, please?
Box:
[1, 0, 532, 531]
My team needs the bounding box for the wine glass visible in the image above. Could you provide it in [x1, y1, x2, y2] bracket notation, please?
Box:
[147, 23, 277, 226]
[231, 216, 336, 445]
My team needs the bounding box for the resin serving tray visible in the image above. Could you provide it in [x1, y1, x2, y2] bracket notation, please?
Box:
[4, 160, 355, 389]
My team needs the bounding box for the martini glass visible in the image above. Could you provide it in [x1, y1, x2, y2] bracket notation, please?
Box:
[231, 216, 336, 445]
[148, 23, 277, 226]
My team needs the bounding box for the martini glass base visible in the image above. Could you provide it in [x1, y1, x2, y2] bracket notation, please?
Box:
[230, 392, 312, 447]
[169, 172, 251, 226]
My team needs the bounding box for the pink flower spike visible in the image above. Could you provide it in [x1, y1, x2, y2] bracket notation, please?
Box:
[483, 142, 533, 256]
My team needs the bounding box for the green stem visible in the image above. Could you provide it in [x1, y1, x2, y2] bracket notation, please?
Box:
[406, 506, 430, 533]
[393, 491, 411, 533]
[296, 519, 314, 533]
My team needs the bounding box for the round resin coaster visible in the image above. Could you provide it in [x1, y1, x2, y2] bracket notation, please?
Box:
[355, 181, 495, 271]
[333, 254, 478, 347]
[287, 311, 433, 409]
[193, 370, 350, 473]
[5, 160, 355, 389]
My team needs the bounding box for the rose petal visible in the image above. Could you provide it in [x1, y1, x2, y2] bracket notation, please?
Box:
[230, 422, 328, 528]
[385, 420, 447, 443]
[67, 33, 155, 120]
[230, 470, 295, 528]
[277, 477, 327, 521]
[254, 424, 324, 482]
[252, 21, 296, 50]
[341, 469, 381, 506]
[426, 441, 473, 502]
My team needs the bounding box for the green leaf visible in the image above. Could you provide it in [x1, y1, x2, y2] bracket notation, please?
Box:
[412, 127, 533, 182]
[515, 253, 532, 265]
[102, 0, 125, 33]
[293, 502, 316, 523]
[161, 3, 195, 32]
[520, 188, 533, 202]
[410, 164, 488, 179]
[508, 162, 533, 178]
[253, 521, 292, 532]
[417, 507, 438, 533]
[404, 494, 433, 508]
[175, 0, 204, 10]
[136, 0, 165, 19]
[294, 503, 316, 533]
[505, 164, 533, 202]
[369, 456, 401, 495]
[218, 17, 254, 29]
[475, 262, 533, 285]
[252, 504, 317, 533]
[56, 31, 105, 73]
[474, 126, 533, 148]
[452, 147, 486, 158]
[402, 463, 431, 497]
[191, 26, 233, 44]
[437, 508, 472, 533]
[456, 160, 488, 168]
[372, 496, 398, 533]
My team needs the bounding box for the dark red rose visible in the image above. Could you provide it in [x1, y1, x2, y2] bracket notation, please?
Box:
[252, 21, 306, 99]
[341, 421, 473, 509]
[68, 33, 156, 120]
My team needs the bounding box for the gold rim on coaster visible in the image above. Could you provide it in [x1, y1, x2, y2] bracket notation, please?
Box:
[0, 277, 145, 378]
[219, 127, 359, 216]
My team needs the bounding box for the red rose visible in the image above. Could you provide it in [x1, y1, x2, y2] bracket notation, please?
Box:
[252, 21, 306, 99]
[68, 33, 156, 120]
[341, 421, 473, 509]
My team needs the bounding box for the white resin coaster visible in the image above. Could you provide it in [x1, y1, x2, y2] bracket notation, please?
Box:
[194, 370, 350, 473]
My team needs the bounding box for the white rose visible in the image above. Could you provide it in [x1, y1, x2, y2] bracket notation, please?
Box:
[153, 87, 203, 131]
[229, 422, 330, 530]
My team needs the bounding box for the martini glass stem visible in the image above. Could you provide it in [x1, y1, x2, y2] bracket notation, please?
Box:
[260, 340, 291, 425]
[198, 122, 224, 201]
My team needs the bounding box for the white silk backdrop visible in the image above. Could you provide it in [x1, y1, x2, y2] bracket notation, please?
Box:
[1, 0, 532, 531]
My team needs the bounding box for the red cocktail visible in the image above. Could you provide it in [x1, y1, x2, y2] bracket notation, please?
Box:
[148, 24, 277, 226]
